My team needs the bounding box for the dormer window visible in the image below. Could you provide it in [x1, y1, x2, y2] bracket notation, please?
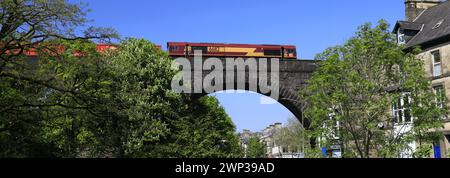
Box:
[393, 21, 423, 45]
[397, 29, 406, 45]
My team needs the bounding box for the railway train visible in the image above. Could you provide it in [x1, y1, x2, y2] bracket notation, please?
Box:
[11, 42, 296, 59]
[4, 44, 120, 57]
[167, 42, 297, 59]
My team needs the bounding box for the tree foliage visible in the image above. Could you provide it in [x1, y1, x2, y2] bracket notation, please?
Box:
[167, 96, 242, 158]
[0, 0, 118, 61]
[0, 0, 241, 158]
[0, 37, 243, 158]
[246, 136, 266, 158]
[301, 20, 447, 158]
[273, 118, 307, 153]
[0, 1, 118, 157]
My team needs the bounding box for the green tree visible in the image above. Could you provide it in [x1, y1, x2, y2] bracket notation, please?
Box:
[0, 0, 242, 158]
[104, 38, 242, 158]
[0, 0, 117, 157]
[0, 39, 115, 157]
[0, 0, 117, 122]
[301, 20, 446, 158]
[0, 0, 117, 58]
[167, 96, 242, 158]
[246, 136, 266, 158]
[29, 38, 177, 157]
[274, 118, 308, 154]
[100, 39, 241, 158]
[103, 38, 189, 158]
[0, 37, 243, 158]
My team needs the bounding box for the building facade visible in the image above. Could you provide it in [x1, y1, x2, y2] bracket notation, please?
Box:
[394, 0, 450, 158]
[261, 123, 305, 158]
[239, 122, 305, 158]
[237, 129, 254, 158]
[260, 123, 282, 158]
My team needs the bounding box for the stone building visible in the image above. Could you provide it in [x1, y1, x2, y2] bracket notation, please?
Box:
[260, 123, 282, 158]
[239, 122, 305, 158]
[260, 123, 305, 158]
[394, 0, 450, 158]
[237, 129, 254, 157]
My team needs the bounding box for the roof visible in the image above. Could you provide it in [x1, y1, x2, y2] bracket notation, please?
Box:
[404, 0, 450, 48]
[393, 21, 423, 32]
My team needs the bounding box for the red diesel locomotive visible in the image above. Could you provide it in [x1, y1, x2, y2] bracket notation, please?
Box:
[167, 42, 297, 59]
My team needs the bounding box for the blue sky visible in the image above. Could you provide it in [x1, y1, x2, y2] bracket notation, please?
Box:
[85, 0, 405, 132]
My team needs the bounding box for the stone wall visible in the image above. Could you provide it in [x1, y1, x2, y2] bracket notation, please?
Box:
[417, 41, 450, 157]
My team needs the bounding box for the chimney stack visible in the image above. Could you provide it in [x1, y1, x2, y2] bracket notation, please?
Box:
[405, 0, 443, 21]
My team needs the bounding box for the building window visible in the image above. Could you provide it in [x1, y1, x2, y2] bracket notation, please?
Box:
[432, 50, 442, 77]
[397, 29, 406, 45]
[392, 94, 412, 124]
[434, 86, 446, 109]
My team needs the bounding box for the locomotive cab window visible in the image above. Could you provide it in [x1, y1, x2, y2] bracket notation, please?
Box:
[264, 49, 281, 56]
[191, 46, 208, 54]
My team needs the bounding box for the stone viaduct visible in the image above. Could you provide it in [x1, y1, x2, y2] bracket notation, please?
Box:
[173, 57, 317, 128]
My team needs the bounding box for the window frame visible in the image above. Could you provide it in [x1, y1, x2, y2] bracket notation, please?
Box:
[433, 85, 447, 120]
[392, 93, 412, 124]
[434, 85, 446, 109]
[397, 29, 406, 45]
[432, 50, 442, 77]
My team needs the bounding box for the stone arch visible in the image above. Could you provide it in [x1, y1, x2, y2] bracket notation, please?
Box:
[181, 58, 318, 147]
[193, 81, 310, 128]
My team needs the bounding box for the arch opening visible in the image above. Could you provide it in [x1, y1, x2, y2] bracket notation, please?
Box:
[198, 89, 316, 155]
[208, 90, 300, 132]
[192, 84, 311, 129]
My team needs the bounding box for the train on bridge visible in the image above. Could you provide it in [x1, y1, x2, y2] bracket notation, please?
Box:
[167, 42, 297, 59]
[8, 42, 297, 59]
